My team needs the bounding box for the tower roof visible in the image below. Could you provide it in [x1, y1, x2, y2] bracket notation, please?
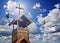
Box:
[9, 15, 32, 28]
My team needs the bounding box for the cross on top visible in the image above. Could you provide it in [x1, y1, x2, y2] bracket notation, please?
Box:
[16, 4, 24, 15]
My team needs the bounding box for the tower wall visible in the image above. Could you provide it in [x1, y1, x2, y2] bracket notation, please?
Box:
[12, 28, 30, 43]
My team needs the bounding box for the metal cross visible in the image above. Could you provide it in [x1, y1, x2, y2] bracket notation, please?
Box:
[16, 4, 24, 15]
[16, 4, 24, 28]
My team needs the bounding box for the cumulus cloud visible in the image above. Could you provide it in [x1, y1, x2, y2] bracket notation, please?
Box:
[37, 14, 45, 24]
[0, 25, 12, 43]
[37, 6, 60, 32]
[26, 12, 32, 18]
[28, 22, 38, 33]
[4, 0, 24, 16]
[0, 25, 12, 36]
[47, 32, 60, 41]
[0, 15, 14, 25]
[28, 22, 42, 43]
[35, 34, 41, 39]
[37, 3, 60, 42]
[4, 0, 17, 15]
[33, 3, 47, 12]
[0, 36, 12, 43]
[30, 34, 41, 43]
[55, 3, 60, 8]
[45, 9, 60, 27]
[0, 19, 7, 25]
[33, 3, 40, 10]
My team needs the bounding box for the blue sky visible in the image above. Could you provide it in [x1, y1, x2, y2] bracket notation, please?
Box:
[0, 0, 60, 43]
[0, 0, 59, 19]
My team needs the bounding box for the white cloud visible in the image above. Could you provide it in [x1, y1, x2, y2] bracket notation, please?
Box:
[33, 3, 47, 12]
[4, 0, 18, 15]
[48, 27, 56, 32]
[6, 0, 17, 11]
[28, 22, 41, 43]
[44, 8, 60, 27]
[6, 11, 9, 14]
[33, 3, 40, 10]
[0, 36, 12, 43]
[26, 12, 32, 18]
[28, 22, 38, 33]
[0, 17, 9, 25]
[37, 3, 60, 27]
[42, 33, 47, 42]
[4, 5, 7, 8]
[37, 7, 60, 32]
[4, 0, 24, 16]
[35, 34, 41, 39]
[0, 25, 12, 32]
[37, 14, 45, 24]
[55, 3, 60, 8]
[47, 32, 60, 41]
[30, 34, 41, 43]
[37, 4, 60, 42]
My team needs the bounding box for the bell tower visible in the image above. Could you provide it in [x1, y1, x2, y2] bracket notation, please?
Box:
[9, 15, 31, 43]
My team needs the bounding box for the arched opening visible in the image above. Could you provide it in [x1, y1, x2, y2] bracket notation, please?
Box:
[20, 39, 27, 43]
